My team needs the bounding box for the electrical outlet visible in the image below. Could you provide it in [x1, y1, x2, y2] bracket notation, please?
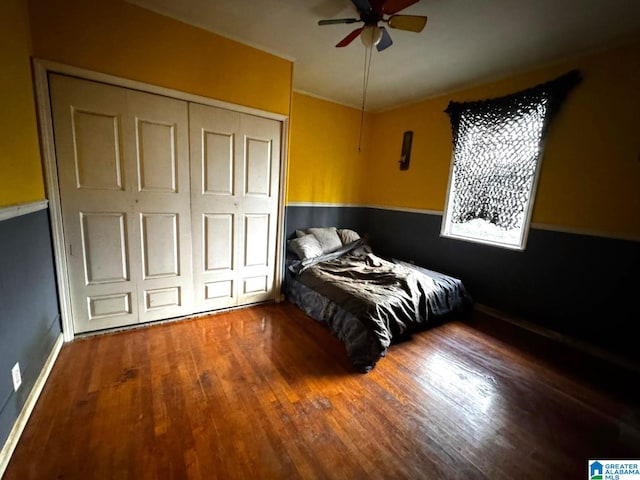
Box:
[12, 362, 22, 392]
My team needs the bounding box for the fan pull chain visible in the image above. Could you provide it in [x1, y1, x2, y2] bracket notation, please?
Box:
[358, 43, 374, 152]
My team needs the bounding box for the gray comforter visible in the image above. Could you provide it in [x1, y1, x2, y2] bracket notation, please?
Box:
[286, 241, 470, 371]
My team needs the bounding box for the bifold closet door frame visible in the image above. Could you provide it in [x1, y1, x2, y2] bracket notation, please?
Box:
[33, 59, 289, 342]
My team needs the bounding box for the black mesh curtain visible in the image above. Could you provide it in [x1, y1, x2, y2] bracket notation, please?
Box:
[444, 70, 581, 230]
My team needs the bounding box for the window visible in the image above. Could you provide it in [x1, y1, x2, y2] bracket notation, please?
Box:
[441, 70, 580, 250]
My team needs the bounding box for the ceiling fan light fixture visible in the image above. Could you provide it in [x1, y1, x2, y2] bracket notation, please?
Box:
[360, 25, 382, 47]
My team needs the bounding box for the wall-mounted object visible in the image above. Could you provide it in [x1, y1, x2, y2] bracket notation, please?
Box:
[399, 130, 413, 170]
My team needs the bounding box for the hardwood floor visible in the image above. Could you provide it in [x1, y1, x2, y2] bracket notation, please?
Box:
[4, 302, 640, 479]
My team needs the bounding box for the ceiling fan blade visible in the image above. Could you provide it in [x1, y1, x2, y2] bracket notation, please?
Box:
[336, 27, 364, 47]
[318, 18, 360, 25]
[351, 0, 372, 14]
[376, 27, 393, 51]
[388, 14, 427, 32]
[382, 0, 419, 15]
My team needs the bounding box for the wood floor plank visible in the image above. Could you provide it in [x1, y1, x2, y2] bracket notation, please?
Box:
[4, 302, 640, 479]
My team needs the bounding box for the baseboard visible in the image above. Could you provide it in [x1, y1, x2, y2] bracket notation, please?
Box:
[474, 303, 640, 374]
[0, 334, 63, 477]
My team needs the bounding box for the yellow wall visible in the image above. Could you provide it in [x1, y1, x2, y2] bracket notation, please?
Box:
[10, 0, 639, 239]
[287, 93, 370, 204]
[0, 0, 45, 207]
[362, 98, 453, 211]
[28, 0, 292, 116]
[365, 40, 640, 238]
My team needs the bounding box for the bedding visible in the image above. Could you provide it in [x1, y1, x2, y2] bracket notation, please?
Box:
[285, 237, 471, 372]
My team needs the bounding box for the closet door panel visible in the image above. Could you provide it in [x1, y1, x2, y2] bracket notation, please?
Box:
[140, 213, 179, 278]
[190, 103, 241, 311]
[72, 110, 124, 190]
[244, 137, 272, 196]
[50, 75, 137, 333]
[81, 211, 129, 284]
[126, 89, 193, 323]
[237, 114, 281, 305]
[204, 213, 234, 271]
[203, 131, 234, 195]
[137, 120, 177, 192]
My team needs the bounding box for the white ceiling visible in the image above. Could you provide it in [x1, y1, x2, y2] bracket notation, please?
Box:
[128, 0, 640, 111]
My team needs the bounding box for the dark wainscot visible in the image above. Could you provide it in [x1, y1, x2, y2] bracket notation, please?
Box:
[0, 208, 61, 447]
[285, 205, 640, 364]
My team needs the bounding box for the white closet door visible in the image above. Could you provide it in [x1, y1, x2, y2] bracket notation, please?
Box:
[189, 104, 281, 311]
[126, 89, 193, 324]
[189, 103, 240, 310]
[50, 74, 193, 333]
[237, 114, 281, 305]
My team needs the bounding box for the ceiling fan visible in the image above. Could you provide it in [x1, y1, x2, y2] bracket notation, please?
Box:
[318, 0, 428, 51]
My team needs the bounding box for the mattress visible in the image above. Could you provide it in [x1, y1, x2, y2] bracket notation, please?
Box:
[283, 242, 471, 372]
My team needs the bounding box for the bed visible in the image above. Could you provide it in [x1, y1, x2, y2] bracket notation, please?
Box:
[283, 227, 471, 372]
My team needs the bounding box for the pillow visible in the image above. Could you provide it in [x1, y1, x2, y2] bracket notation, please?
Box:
[306, 227, 342, 254]
[338, 228, 361, 245]
[288, 234, 323, 260]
